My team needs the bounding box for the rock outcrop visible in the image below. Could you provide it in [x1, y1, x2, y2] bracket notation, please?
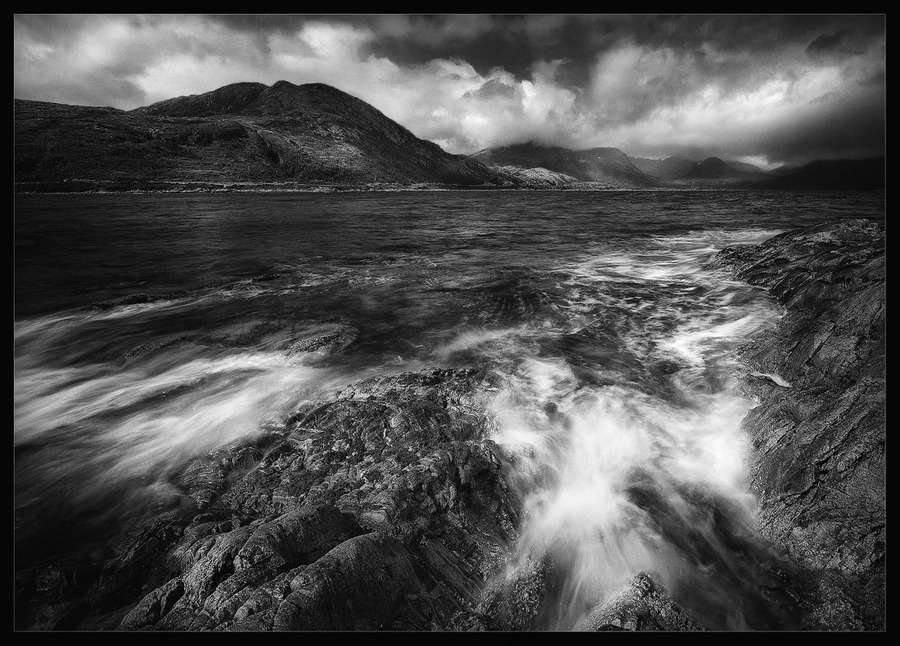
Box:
[710, 218, 885, 630]
[15, 367, 522, 631]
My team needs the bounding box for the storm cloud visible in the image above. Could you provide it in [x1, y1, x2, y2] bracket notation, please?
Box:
[14, 14, 885, 167]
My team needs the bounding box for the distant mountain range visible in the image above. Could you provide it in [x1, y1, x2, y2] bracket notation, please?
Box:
[470, 147, 883, 190]
[470, 143, 657, 187]
[630, 155, 769, 180]
[14, 81, 884, 192]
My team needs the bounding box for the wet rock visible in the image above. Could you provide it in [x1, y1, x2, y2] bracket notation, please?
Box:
[121, 335, 189, 363]
[15, 561, 98, 630]
[18, 367, 519, 631]
[475, 555, 554, 630]
[91, 293, 159, 310]
[475, 273, 556, 324]
[96, 507, 197, 606]
[582, 573, 706, 631]
[118, 577, 184, 630]
[284, 324, 358, 356]
[711, 218, 885, 630]
[273, 532, 423, 630]
[233, 505, 360, 571]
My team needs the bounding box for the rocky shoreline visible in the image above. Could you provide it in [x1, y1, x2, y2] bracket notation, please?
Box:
[710, 218, 885, 630]
[14, 218, 885, 631]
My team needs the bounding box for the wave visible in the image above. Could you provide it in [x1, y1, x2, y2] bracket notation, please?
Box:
[484, 229, 794, 629]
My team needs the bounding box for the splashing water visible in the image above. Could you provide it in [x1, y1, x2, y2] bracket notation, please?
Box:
[14, 304, 359, 567]
[478, 230, 804, 629]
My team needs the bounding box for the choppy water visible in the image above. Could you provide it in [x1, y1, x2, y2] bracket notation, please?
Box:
[14, 190, 884, 629]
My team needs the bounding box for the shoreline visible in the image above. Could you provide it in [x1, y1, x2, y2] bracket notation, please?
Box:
[15, 182, 887, 196]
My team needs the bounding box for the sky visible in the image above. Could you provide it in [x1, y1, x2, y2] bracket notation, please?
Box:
[14, 14, 886, 168]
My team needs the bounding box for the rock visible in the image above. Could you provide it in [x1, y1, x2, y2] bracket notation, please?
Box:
[233, 505, 360, 572]
[91, 293, 159, 310]
[18, 367, 519, 630]
[272, 532, 423, 630]
[119, 578, 184, 630]
[95, 507, 197, 607]
[284, 325, 358, 357]
[15, 560, 98, 630]
[582, 573, 706, 631]
[710, 218, 885, 630]
[475, 555, 554, 630]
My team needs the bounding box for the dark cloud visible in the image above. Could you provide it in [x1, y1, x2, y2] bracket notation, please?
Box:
[205, 14, 314, 33]
[13, 14, 886, 165]
[761, 88, 885, 165]
[806, 30, 850, 53]
[15, 72, 147, 109]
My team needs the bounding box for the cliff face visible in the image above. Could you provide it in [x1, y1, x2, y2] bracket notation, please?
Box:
[711, 218, 885, 630]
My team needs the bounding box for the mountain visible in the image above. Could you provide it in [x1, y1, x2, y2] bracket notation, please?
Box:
[131, 82, 268, 117]
[744, 158, 885, 190]
[724, 159, 769, 175]
[491, 165, 580, 188]
[15, 81, 514, 191]
[769, 164, 800, 176]
[630, 156, 698, 180]
[625, 155, 771, 183]
[470, 143, 658, 188]
[14, 82, 885, 193]
[685, 157, 748, 180]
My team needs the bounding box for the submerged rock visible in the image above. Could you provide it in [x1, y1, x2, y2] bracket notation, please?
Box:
[710, 218, 885, 630]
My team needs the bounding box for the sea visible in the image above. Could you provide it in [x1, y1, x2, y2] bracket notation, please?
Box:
[14, 189, 885, 630]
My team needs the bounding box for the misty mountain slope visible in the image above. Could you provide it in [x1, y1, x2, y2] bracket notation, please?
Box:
[15, 81, 511, 189]
[725, 159, 769, 175]
[470, 142, 659, 188]
[686, 157, 752, 180]
[631, 156, 773, 184]
[631, 156, 698, 180]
